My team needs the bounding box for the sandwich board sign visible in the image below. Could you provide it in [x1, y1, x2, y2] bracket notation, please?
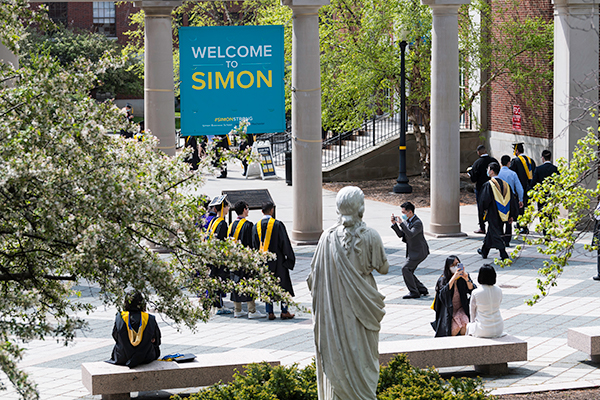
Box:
[246, 141, 277, 180]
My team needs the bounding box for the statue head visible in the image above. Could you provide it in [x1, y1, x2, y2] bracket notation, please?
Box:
[336, 186, 365, 227]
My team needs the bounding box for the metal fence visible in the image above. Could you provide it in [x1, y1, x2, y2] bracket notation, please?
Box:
[321, 114, 402, 168]
[258, 107, 472, 168]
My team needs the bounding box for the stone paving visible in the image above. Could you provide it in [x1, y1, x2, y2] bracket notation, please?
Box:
[2, 163, 600, 399]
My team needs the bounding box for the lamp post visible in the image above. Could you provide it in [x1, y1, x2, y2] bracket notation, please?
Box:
[393, 38, 412, 193]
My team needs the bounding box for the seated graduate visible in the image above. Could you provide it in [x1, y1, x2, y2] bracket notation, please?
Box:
[432, 255, 476, 337]
[107, 291, 161, 368]
[467, 264, 505, 338]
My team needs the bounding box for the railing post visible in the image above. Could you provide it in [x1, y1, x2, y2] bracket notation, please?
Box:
[338, 132, 342, 162]
[372, 116, 376, 146]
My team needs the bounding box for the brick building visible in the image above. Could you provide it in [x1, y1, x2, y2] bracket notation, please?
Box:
[484, 0, 557, 160]
[35, 2, 138, 44]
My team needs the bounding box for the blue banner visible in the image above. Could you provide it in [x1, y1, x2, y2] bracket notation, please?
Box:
[179, 26, 285, 136]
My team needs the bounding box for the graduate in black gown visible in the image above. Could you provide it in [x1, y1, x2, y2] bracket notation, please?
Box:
[206, 195, 232, 314]
[432, 256, 475, 337]
[477, 162, 519, 260]
[108, 292, 161, 368]
[510, 143, 536, 234]
[228, 201, 266, 319]
[253, 201, 296, 320]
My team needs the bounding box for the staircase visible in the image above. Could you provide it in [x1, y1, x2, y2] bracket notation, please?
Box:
[260, 114, 404, 169]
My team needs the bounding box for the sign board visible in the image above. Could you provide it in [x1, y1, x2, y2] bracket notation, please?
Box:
[246, 141, 277, 180]
[222, 189, 275, 222]
[512, 105, 522, 132]
[179, 26, 285, 136]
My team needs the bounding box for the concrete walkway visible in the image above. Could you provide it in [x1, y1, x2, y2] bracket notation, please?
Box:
[2, 162, 600, 399]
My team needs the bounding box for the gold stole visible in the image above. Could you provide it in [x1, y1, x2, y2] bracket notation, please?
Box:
[121, 311, 149, 347]
[228, 218, 247, 241]
[256, 218, 276, 252]
[207, 216, 224, 237]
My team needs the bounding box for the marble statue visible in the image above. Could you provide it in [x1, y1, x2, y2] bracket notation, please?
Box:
[307, 186, 390, 400]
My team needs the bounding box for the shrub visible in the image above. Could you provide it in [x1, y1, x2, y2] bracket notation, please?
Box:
[174, 355, 494, 400]
[378, 354, 493, 400]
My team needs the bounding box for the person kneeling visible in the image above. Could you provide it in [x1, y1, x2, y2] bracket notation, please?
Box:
[107, 292, 161, 368]
[432, 256, 476, 337]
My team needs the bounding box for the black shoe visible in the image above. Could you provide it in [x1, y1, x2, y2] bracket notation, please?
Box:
[217, 174, 227, 179]
[519, 228, 529, 235]
[593, 275, 600, 281]
[500, 251, 510, 260]
[403, 293, 420, 299]
[420, 291, 429, 296]
[477, 248, 488, 259]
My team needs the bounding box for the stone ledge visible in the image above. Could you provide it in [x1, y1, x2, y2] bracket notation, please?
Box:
[82, 351, 279, 397]
[379, 334, 527, 374]
[568, 326, 600, 361]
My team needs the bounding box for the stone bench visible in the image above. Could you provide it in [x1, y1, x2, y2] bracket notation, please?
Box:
[568, 326, 600, 362]
[82, 351, 279, 400]
[379, 334, 527, 375]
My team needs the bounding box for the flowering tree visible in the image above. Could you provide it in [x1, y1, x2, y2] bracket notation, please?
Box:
[0, 2, 289, 398]
[505, 130, 600, 305]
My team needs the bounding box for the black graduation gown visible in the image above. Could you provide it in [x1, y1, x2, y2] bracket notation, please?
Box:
[209, 218, 230, 280]
[229, 219, 256, 302]
[479, 178, 519, 252]
[431, 275, 475, 337]
[510, 155, 536, 197]
[184, 136, 200, 170]
[107, 311, 161, 368]
[470, 155, 498, 192]
[252, 218, 296, 296]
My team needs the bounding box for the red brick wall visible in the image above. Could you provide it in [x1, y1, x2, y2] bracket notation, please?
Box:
[67, 3, 93, 32]
[115, 3, 138, 45]
[487, 0, 554, 140]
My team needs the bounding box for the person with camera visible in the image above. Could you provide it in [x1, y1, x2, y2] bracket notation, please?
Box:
[390, 201, 430, 299]
[431, 255, 475, 337]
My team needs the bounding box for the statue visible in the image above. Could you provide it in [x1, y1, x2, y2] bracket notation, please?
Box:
[307, 186, 389, 400]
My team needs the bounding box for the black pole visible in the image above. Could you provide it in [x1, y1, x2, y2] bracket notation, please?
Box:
[393, 40, 412, 194]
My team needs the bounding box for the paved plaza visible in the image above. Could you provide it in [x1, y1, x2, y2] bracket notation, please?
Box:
[2, 163, 600, 399]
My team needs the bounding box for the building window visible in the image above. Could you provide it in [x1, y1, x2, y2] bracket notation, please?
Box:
[93, 2, 116, 38]
[47, 2, 68, 27]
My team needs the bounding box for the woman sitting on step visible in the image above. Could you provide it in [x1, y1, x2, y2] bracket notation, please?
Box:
[467, 264, 505, 338]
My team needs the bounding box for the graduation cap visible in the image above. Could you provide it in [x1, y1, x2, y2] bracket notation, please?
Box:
[208, 195, 228, 208]
[512, 142, 524, 154]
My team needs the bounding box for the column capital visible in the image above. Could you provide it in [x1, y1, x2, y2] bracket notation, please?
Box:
[134, 1, 182, 10]
[281, 0, 329, 6]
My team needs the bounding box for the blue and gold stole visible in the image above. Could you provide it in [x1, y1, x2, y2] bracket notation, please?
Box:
[121, 311, 149, 347]
[490, 178, 511, 222]
[518, 155, 534, 180]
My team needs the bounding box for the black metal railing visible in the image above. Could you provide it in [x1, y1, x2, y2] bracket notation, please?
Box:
[256, 106, 473, 168]
[321, 113, 402, 168]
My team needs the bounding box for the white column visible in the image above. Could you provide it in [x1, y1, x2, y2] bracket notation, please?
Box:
[282, 0, 329, 244]
[423, 0, 470, 236]
[553, 0, 598, 187]
[136, 1, 181, 156]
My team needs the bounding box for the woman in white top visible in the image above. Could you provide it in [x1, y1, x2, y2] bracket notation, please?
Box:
[467, 264, 504, 338]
